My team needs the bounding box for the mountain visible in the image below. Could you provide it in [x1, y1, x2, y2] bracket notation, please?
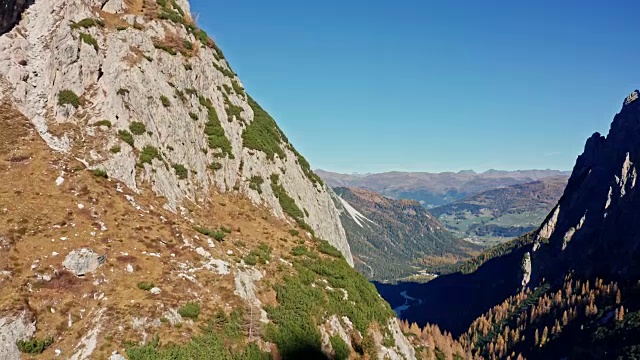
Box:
[330, 187, 481, 281]
[431, 176, 568, 245]
[376, 89, 640, 359]
[0, 1, 423, 359]
[316, 169, 571, 208]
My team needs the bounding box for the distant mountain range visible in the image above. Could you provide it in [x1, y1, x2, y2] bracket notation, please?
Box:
[331, 187, 480, 281]
[317, 169, 571, 208]
[431, 176, 568, 245]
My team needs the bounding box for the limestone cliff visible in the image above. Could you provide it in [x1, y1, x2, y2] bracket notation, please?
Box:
[0, 0, 352, 265]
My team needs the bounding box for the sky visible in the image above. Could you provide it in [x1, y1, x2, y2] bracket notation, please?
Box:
[190, 0, 640, 174]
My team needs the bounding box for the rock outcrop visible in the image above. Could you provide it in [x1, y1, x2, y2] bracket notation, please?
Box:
[0, 0, 31, 35]
[0, 0, 352, 265]
[527, 89, 640, 283]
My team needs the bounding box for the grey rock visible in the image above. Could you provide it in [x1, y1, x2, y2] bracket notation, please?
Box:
[63, 248, 102, 276]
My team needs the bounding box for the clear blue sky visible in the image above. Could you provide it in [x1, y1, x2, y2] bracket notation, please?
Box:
[190, 0, 640, 174]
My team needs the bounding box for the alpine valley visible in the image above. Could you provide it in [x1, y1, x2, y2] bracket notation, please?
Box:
[1, 0, 639, 359]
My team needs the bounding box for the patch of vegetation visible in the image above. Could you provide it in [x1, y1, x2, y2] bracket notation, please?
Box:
[232, 80, 245, 97]
[209, 162, 223, 171]
[244, 243, 272, 266]
[220, 226, 232, 234]
[129, 121, 146, 135]
[178, 302, 201, 319]
[243, 96, 286, 161]
[70, 18, 104, 30]
[79, 32, 99, 51]
[212, 61, 235, 78]
[185, 87, 198, 96]
[93, 119, 112, 128]
[289, 145, 324, 186]
[184, 63, 193, 71]
[330, 335, 350, 360]
[265, 248, 393, 358]
[139, 145, 161, 165]
[316, 239, 342, 258]
[223, 93, 244, 122]
[189, 112, 198, 121]
[154, 42, 177, 55]
[92, 169, 108, 178]
[16, 336, 54, 354]
[183, 40, 193, 50]
[172, 163, 188, 179]
[118, 129, 134, 147]
[110, 145, 121, 154]
[271, 174, 305, 222]
[117, 88, 130, 96]
[289, 229, 299, 237]
[58, 89, 80, 108]
[199, 96, 233, 158]
[249, 176, 264, 194]
[194, 226, 227, 242]
[160, 95, 171, 107]
[137, 282, 154, 291]
[125, 331, 270, 360]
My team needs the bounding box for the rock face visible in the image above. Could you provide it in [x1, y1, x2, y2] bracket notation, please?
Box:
[528, 90, 640, 283]
[0, 0, 351, 265]
[0, 0, 31, 35]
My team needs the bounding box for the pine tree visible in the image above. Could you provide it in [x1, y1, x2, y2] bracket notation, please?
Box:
[617, 306, 625, 322]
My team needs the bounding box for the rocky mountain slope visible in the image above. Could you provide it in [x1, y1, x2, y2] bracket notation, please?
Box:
[431, 176, 567, 245]
[376, 89, 640, 359]
[317, 169, 570, 208]
[331, 187, 480, 281]
[0, 0, 352, 265]
[0, 1, 430, 359]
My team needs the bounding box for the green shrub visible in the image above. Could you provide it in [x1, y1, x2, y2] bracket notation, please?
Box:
[189, 112, 198, 121]
[118, 130, 134, 147]
[160, 95, 171, 107]
[317, 239, 342, 258]
[185, 87, 198, 96]
[110, 145, 121, 154]
[270, 174, 304, 220]
[139, 145, 161, 165]
[16, 336, 54, 354]
[184, 63, 193, 71]
[58, 90, 80, 108]
[79, 32, 99, 51]
[245, 243, 272, 266]
[222, 84, 232, 94]
[289, 229, 299, 237]
[129, 121, 146, 135]
[117, 88, 130, 96]
[92, 169, 108, 178]
[70, 18, 104, 30]
[243, 96, 286, 161]
[182, 40, 193, 50]
[209, 162, 223, 171]
[94, 119, 112, 128]
[199, 96, 233, 158]
[137, 282, 154, 291]
[330, 335, 350, 360]
[249, 176, 264, 194]
[178, 302, 200, 319]
[172, 163, 188, 179]
[244, 254, 258, 266]
[232, 80, 244, 96]
[194, 226, 226, 242]
[154, 42, 177, 55]
[220, 226, 232, 234]
[212, 62, 234, 78]
[223, 94, 243, 122]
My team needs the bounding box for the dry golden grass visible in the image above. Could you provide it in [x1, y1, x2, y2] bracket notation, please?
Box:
[0, 101, 306, 358]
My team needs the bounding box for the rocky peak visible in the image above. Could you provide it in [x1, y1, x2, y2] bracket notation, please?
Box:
[0, 0, 352, 264]
[531, 89, 640, 282]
